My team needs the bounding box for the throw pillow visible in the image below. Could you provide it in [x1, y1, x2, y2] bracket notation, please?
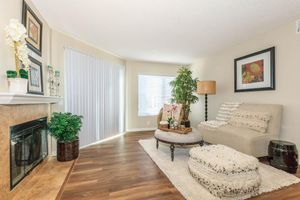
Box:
[228, 110, 271, 133]
[216, 102, 242, 122]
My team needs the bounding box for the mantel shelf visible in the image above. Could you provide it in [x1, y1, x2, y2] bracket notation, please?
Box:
[0, 93, 63, 105]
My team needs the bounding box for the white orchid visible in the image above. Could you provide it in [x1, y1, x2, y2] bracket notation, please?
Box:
[5, 19, 27, 45]
[5, 19, 31, 74]
[17, 43, 31, 70]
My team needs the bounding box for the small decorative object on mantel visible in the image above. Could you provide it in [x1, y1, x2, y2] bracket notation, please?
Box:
[22, 0, 43, 56]
[47, 65, 55, 96]
[28, 56, 44, 95]
[48, 112, 83, 162]
[5, 19, 31, 94]
[234, 47, 275, 92]
[54, 70, 61, 97]
[170, 67, 199, 127]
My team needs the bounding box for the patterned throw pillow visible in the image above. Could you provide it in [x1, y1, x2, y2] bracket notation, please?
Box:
[161, 104, 182, 121]
[216, 102, 241, 122]
[228, 110, 271, 133]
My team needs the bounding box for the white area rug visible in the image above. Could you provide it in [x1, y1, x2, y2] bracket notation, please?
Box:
[139, 138, 300, 200]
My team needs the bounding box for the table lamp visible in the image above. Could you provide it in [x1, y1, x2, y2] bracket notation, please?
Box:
[197, 81, 216, 121]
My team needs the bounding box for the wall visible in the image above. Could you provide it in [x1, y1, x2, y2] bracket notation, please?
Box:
[0, 0, 51, 93]
[190, 21, 300, 151]
[50, 30, 125, 112]
[126, 60, 180, 131]
[0, 0, 125, 153]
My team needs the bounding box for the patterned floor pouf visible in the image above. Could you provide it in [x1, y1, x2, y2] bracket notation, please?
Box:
[188, 145, 261, 199]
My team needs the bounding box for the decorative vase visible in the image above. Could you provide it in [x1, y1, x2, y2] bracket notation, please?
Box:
[57, 138, 79, 162]
[8, 78, 28, 94]
[181, 120, 191, 128]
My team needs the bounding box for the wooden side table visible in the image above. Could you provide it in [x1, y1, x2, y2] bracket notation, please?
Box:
[268, 140, 298, 174]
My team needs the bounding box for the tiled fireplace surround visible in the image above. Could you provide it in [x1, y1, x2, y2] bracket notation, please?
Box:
[0, 104, 49, 198]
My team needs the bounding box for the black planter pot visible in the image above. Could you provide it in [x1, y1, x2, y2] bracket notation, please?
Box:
[57, 138, 79, 162]
[181, 120, 191, 128]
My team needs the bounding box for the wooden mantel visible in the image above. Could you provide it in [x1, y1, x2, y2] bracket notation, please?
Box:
[0, 93, 63, 105]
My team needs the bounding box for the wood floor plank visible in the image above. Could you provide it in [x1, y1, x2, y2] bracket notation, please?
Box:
[60, 131, 300, 200]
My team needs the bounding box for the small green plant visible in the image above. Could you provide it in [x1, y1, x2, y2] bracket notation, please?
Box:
[167, 117, 173, 125]
[48, 112, 83, 142]
[6, 69, 28, 79]
[170, 67, 199, 120]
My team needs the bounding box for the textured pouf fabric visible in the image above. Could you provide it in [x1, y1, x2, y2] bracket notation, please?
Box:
[188, 145, 261, 199]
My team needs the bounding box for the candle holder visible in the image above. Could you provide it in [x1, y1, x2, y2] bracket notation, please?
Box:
[54, 70, 60, 97]
[47, 65, 55, 96]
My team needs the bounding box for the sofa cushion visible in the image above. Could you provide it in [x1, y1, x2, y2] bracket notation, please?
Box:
[199, 125, 272, 157]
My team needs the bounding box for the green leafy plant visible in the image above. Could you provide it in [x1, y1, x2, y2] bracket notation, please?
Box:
[6, 69, 28, 79]
[167, 117, 173, 125]
[170, 67, 199, 120]
[48, 112, 83, 142]
[6, 70, 17, 78]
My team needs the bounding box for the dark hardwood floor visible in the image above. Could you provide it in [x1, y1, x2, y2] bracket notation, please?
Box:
[60, 131, 300, 200]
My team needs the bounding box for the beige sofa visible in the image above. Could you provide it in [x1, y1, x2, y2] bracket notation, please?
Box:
[198, 103, 283, 157]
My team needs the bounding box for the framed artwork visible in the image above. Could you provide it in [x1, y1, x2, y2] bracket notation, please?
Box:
[22, 0, 43, 56]
[234, 47, 275, 92]
[28, 56, 44, 95]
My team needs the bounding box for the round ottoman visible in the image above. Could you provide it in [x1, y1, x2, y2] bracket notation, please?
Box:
[154, 128, 203, 161]
[188, 145, 261, 199]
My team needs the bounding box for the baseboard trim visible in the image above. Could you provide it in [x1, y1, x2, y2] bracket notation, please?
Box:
[126, 127, 157, 132]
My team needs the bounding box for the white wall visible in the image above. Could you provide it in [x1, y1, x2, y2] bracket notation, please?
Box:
[126, 60, 180, 131]
[190, 21, 300, 151]
[50, 30, 125, 112]
[0, 0, 51, 93]
[0, 0, 125, 154]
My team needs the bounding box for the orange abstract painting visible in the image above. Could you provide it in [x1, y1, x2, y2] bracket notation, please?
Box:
[242, 60, 264, 84]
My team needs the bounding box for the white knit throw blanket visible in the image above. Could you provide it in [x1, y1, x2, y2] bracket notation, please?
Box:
[200, 102, 242, 130]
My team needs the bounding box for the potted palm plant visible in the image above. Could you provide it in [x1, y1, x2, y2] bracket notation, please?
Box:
[48, 112, 83, 162]
[170, 67, 198, 127]
[5, 19, 30, 94]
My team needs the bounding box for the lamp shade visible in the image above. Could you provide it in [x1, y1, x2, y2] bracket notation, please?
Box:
[197, 81, 216, 95]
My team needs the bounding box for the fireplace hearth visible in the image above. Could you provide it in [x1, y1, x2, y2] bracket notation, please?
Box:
[10, 117, 48, 189]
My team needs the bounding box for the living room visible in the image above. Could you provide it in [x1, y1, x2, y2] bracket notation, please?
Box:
[0, 0, 300, 199]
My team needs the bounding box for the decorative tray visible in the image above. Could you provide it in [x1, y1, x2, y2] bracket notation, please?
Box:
[159, 125, 192, 134]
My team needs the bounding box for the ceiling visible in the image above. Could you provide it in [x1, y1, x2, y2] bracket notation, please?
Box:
[33, 0, 300, 64]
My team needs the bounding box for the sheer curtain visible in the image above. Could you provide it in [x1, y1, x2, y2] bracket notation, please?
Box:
[64, 48, 125, 147]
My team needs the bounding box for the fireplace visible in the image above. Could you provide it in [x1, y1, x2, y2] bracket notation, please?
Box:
[10, 117, 48, 189]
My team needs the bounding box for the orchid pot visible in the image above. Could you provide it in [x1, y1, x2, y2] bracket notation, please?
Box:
[8, 78, 28, 94]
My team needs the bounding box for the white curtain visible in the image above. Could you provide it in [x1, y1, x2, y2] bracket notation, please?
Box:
[64, 48, 125, 147]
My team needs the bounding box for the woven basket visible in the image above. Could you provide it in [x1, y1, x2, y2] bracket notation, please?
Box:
[57, 138, 79, 162]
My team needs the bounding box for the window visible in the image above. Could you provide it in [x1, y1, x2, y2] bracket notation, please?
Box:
[138, 75, 175, 116]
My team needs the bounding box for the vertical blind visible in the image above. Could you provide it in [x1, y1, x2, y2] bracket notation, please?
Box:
[64, 48, 125, 147]
[138, 75, 174, 116]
